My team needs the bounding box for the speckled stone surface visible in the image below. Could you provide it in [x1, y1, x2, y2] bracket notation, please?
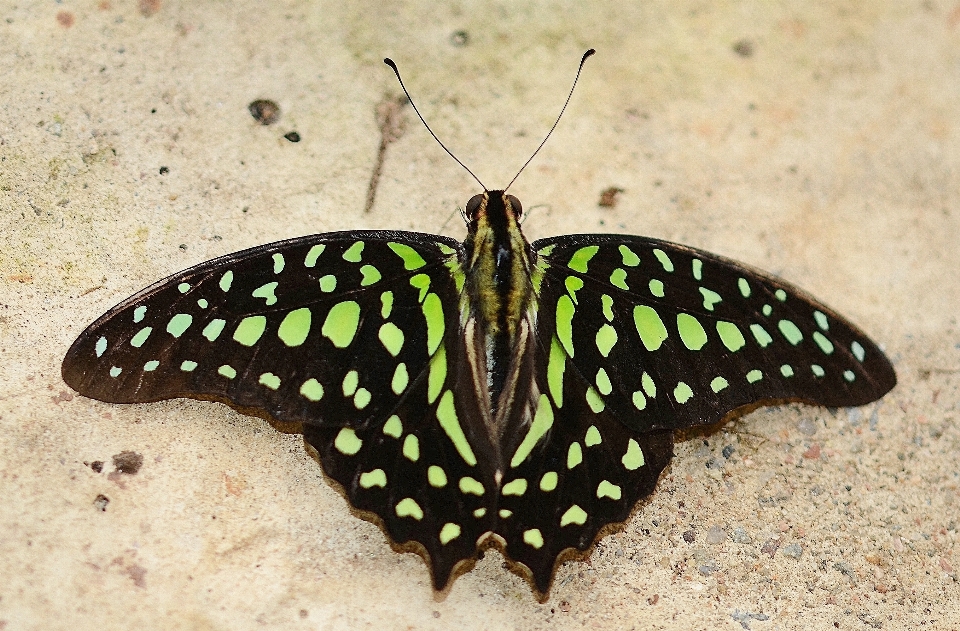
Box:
[1, 2, 958, 629]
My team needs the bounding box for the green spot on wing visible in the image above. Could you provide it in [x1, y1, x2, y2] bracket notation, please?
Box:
[427, 345, 447, 404]
[641, 372, 656, 397]
[601, 294, 614, 321]
[439, 523, 461, 544]
[523, 529, 544, 548]
[437, 390, 477, 466]
[780, 364, 795, 377]
[300, 379, 324, 401]
[778, 319, 803, 345]
[427, 465, 447, 488]
[459, 477, 484, 495]
[510, 394, 554, 467]
[304, 244, 325, 267]
[622, 439, 645, 470]
[634, 305, 668, 351]
[259, 372, 281, 390]
[402, 434, 419, 461]
[677, 313, 707, 350]
[382, 415, 402, 438]
[143, 360, 159, 371]
[540, 471, 558, 492]
[746, 369, 763, 383]
[716, 321, 745, 352]
[567, 442, 583, 469]
[422, 293, 444, 355]
[322, 301, 360, 348]
[233, 316, 267, 346]
[692, 258, 703, 280]
[388, 242, 426, 270]
[133, 306, 146, 323]
[560, 505, 587, 527]
[738, 277, 750, 297]
[699, 287, 722, 311]
[359, 469, 386, 488]
[342, 370, 359, 396]
[130, 326, 152, 348]
[395, 498, 423, 520]
[391, 363, 409, 394]
[218, 365, 236, 379]
[710, 376, 728, 392]
[378, 322, 404, 356]
[547, 337, 566, 407]
[342, 241, 364, 262]
[556, 295, 576, 357]
[750, 323, 773, 348]
[851, 341, 865, 362]
[619, 244, 640, 267]
[609, 268, 629, 290]
[595, 324, 618, 357]
[319, 275, 337, 292]
[272, 253, 285, 274]
[180, 360, 197, 372]
[814, 311, 829, 330]
[585, 425, 602, 446]
[502, 479, 528, 496]
[278, 308, 311, 347]
[813, 331, 834, 354]
[380, 291, 393, 319]
[202, 319, 226, 341]
[177, 282, 190, 293]
[597, 480, 622, 500]
[360, 265, 381, 286]
[652, 248, 674, 272]
[219, 270, 233, 292]
[567, 245, 599, 273]
[674, 381, 693, 403]
[648, 279, 665, 298]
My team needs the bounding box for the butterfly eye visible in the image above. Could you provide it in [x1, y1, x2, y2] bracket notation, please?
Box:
[465, 194, 483, 217]
[506, 195, 522, 217]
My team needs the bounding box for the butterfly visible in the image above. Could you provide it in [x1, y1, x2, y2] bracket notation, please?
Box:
[61, 50, 896, 600]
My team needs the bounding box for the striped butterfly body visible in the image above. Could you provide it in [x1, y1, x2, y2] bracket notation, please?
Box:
[62, 188, 896, 598]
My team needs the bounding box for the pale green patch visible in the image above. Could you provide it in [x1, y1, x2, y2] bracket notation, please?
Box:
[252, 282, 278, 306]
[143, 360, 159, 371]
[378, 322, 404, 356]
[537, 244, 556, 256]
[391, 363, 409, 395]
[422, 293, 444, 355]
[812, 364, 825, 377]
[234, 316, 267, 346]
[360, 265, 381, 286]
[699, 287, 722, 311]
[556, 295, 576, 357]
[499, 509, 512, 518]
[750, 323, 773, 348]
[738, 277, 750, 298]
[133, 306, 146, 323]
[814, 310, 829, 330]
[278, 308, 311, 347]
[601, 294, 614, 321]
[202, 319, 226, 342]
[395, 498, 423, 520]
[319, 275, 337, 292]
[380, 291, 394, 319]
[567, 245, 599, 273]
[716, 321, 745, 352]
[775, 289, 787, 302]
[632, 390, 646, 410]
[218, 365, 237, 379]
[674, 381, 693, 403]
[523, 529, 544, 549]
[622, 439, 645, 470]
[634, 305, 668, 351]
[402, 434, 420, 461]
[843, 370, 855, 382]
[473, 508, 487, 518]
[540, 471, 558, 492]
[459, 476, 484, 495]
[547, 337, 565, 408]
[653, 248, 674, 272]
[436, 243, 455, 255]
[342, 370, 359, 396]
[642, 372, 656, 398]
[304, 244, 325, 268]
[619, 244, 640, 266]
[219, 270, 234, 292]
[180, 360, 197, 372]
[560, 505, 588, 527]
[510, 394, 554, 467]
[595, 324, 618, 357]
[382, 415, 402, 438]
[342, 241, 364, 263]
[130, 326, 152, 348]
[197, 299, 208, 309]
[781, 364, 795, 377]
[409, 273, 431, 302]
[300, 378, 324, 401]
[812, 331, 834, 354]
[585, 386, 605, 413]
[322, 301, 361, 348]
[335, 428, 362, 455]
[437, 390, 477, 466]
[502, 479, 528, 496]
[595, 368, 613, 395]
[388, 242, 426, 270]
[567, 442, 583, 469]
[778, 319, 803, 345]
[354, 388, 371, 409]
[109, 366, 122, 378]
[648, 279, 665, 298]
[259, 372, 281, 390]
[427, 344, 447, 404]
[585, 425, 602, 447]
[359, 469, 386, 488]
[428, 465, 448, 488]
[710, 376, 728, 392]
[272, 253, 285, 274]
[692, 258, 703, 280]
[746, 369, 763, 383]
[178, 282, 190, 293]
[597, 480, 622, 500]
[610, 268, 629, 290]
[564, 275, 584, 302]
[439, 523, 461, 545]
[851, 341, 865, 362]
[677, 313, 707, 350]
[762, 304, 772, 316]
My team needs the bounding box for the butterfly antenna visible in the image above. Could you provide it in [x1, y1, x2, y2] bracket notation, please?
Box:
[384, 58, 486, 190]
[504, 49, 595, 193]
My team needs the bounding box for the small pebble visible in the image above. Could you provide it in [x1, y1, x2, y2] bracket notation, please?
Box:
[797, 418, 817, 436]
[706, 526, 727, 545]
[731, 527, 752, 544]
[781, 543, 803, 559]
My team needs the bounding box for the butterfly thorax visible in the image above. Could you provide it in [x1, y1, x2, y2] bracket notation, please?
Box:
[462, 191, 535, 424]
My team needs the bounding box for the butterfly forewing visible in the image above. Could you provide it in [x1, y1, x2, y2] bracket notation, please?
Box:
[530, 235, 896, 435]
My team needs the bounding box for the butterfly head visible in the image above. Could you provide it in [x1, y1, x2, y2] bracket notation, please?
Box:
[465, 190, 523, 232]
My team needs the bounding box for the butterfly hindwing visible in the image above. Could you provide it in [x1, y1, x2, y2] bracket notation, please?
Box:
[530, 234, 896, 435]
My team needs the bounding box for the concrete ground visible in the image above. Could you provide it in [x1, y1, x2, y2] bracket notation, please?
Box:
[1, 1, 958, 629]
